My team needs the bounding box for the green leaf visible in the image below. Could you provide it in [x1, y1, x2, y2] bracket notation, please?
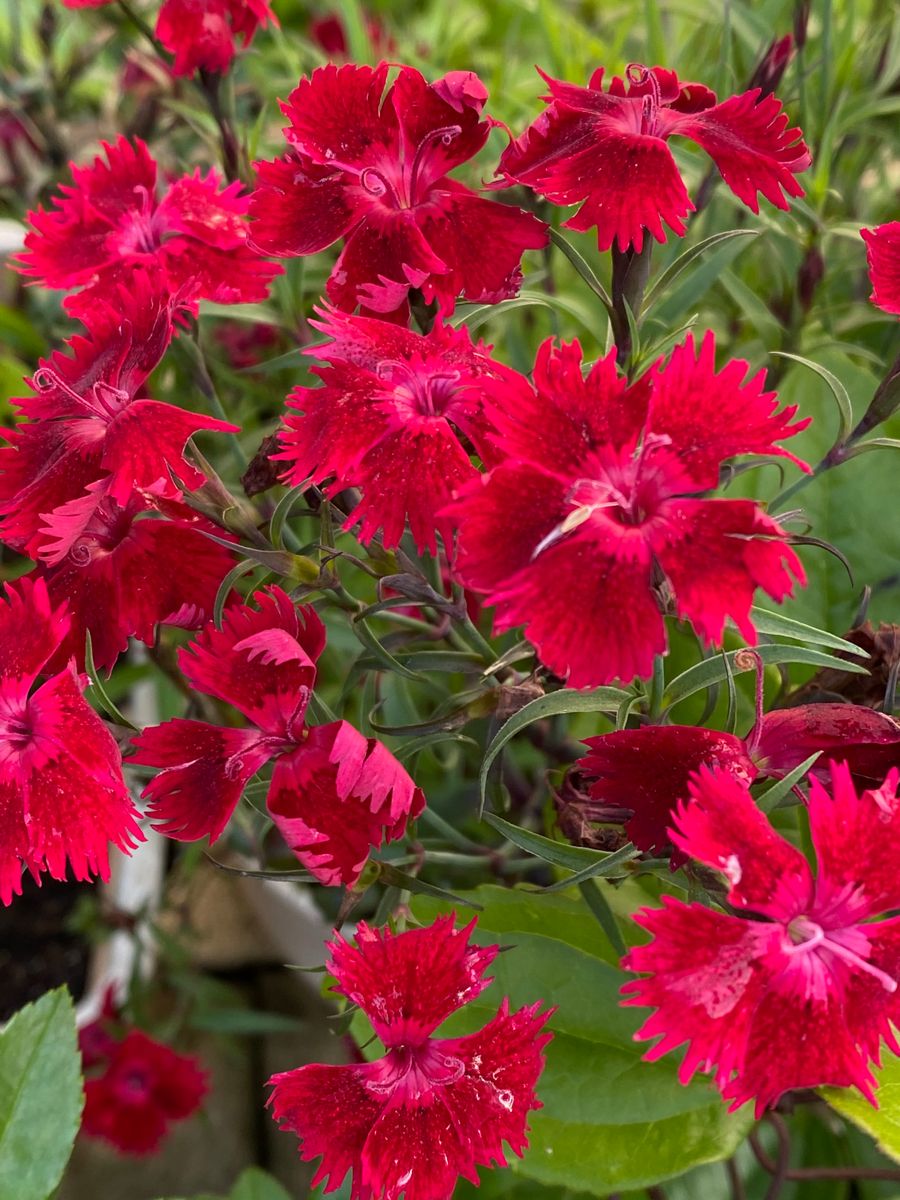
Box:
[84, 631, 137, 729]
[642, 229, 758, 313]
[771, 352, 854, 445]
[748, 606, 867, 657]
[479, 687, 628, 813]
[483, 814, 638, 888]
[0, 989, 84, 1200]
[664, 645, 868, 712]
[548, 228, 613, 310]
[408, 887, 752, 1195]
[756, 752, 822, 813]
[229, 1169, 292, 1200]
[822, 1052, 900, 1163]
[269, 482, 310, 551]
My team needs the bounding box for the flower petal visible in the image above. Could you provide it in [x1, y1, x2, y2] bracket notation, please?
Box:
[671, 765, 814, 919]
[280, 62, 394, 167]
[807, 761, 900, 916]
[416, 187, 547, 312]
[134, 720, 272, 842]
[622, 897, 777, 1092]
[646, 331, 810, 489]
[266, 722, 424, 887]
[753, 704, 900, 787]
[178, 587, 324, 734]
[268, 1061, 384, 1198]
[671, 88, 811, 213]
[862, 223, 900, 316]
[326, 917, 498, 1045]
[655, 497, 805, 648]
[248, 154, 358, 257]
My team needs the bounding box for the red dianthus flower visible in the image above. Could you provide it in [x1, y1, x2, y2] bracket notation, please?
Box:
[0, 576, 141, 906]
[276, 306, 503, 553]
[498, 64, 810, 252]
[131, 587, 424, 885]
[18, 137, 280, 313]
[451, 332, 809, 688]
[622, 763, 900, 1114]
[80, 1020, 208, 1155]
[249, 62, 547, 321]
[269, 917, 552, 1199]
[156, 0, 277, 77]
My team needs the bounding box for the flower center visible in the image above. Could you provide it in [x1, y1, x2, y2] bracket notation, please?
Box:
[376, 359, 462, 419]
[365, 1041, 466, 1102]
[531, 434, 673, 560]
[32, 367, 130, 423]
[356, 124, 463, 210]
[114, 185, 165, 255]
[626, 63, 666, 137]
[786, 915, 897, 993]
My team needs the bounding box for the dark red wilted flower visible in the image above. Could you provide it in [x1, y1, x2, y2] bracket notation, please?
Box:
[269, 917, 552, 1199]
[578, 701, 900, 858]
[18, 137, 280, 312]
[156, 0, 277, 77]
[131, 587, 424, 885]
[580, 726, 756, 856]
[498, 64, 810, 252]
[862, 224, 900, 316]
[0, 576, 141, 907]
[249, 62, 547, 320]
[81, 1022, 208, 1155]
[276, 306, 503, 553]
[0, 273, 236, 560]
[623, 763, 900, 1114]
[451, 332, 809, 688]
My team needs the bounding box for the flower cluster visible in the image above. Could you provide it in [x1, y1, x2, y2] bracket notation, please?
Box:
[270, 917, 552, 1199]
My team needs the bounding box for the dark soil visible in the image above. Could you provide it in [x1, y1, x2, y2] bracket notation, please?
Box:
[0, 876, 91, 1021]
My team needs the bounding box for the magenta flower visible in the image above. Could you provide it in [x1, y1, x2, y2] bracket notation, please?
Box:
[0, 576, 141, 906]
[451, 332, 809, 688]
[131, 587, 424, 885]
[277, 306, 504, 553]
[0, 273, 236, 559]
[249, 62, 547, 320]
[36, 491, 236, 674]
[862, 224, 900, 316]
[18, 137, 280, 312]
[498, 64, 811, 252]
[622, 763, 900, 1114]
[579, 704, 900, 856]
[81, 1022, 208, 1155]
[156, 0, 277, 77]
[269, 917, 552, 1199]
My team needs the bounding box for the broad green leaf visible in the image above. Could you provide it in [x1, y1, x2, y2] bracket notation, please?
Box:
[408, 887, 753, 1195]
[230, 1168, 293, 1200]
[822, 1053, 900, 1163]
[479, 688, 628, 811]
[0, 989, 84, 1200]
